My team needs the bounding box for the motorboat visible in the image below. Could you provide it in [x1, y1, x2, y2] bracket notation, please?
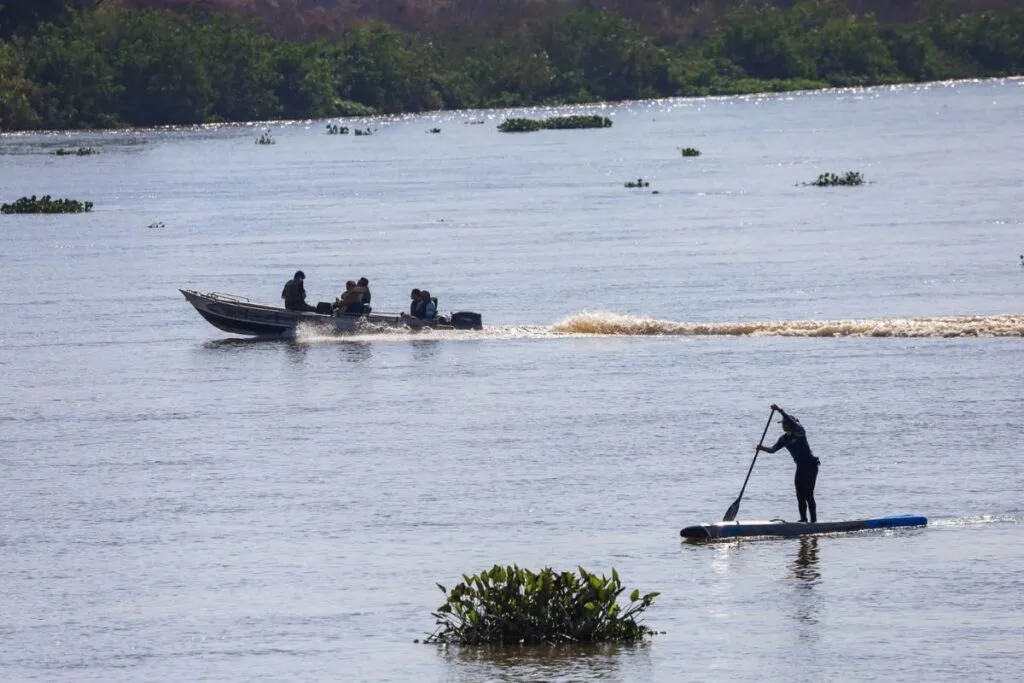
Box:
[180, 289, 482, 338]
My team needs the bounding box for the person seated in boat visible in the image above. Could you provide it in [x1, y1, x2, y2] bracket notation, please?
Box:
[401, 289, 423, 319]
[421, 290, 438, 320]
[282, 270, 316, 312]
[756, 404, 821, 523]
[334, 280, 369, 315]
[357, 277, 372, 313]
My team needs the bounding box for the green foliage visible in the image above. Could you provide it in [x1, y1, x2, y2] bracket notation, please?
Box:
[681, 147, 700, 157]
[0, 3, 1023, 131]
[806, 171, 865, 186]
[53, 146, 95, 155]
[497, 117, 543, 132]
[498, 114, 611, 132]
[1, 194, 92, 213]
[425, 565, 659, 646]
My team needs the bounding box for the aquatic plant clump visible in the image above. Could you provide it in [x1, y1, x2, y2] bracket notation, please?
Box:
[497, 117, 544, 133]
[625, 178, 650, 188]
[1, 195, 93, 214]
[498, 115, 612, 133]
[681, 147, 701, 157]
[542, 115, 613, 130]
[326, 124, 349, 135]
[424, 565, 659, 645]
[53, 147, 97, 156]
[807, 171, 865, 187]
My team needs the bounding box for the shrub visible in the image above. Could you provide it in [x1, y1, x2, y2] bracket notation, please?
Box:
[424, 565, 659, 646]
[1, 195, 93, 214]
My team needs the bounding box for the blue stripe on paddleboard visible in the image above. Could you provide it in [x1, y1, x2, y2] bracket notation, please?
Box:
[864, 515, 928, 529]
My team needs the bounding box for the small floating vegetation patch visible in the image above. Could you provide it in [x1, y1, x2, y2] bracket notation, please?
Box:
[806, 171, 865, 187]
[2, 195, 93, 214]
[255, 131, 276, 145]
[422, 565, 659, 645]
[353, 128, 374, 136]
[680, 147, 701, 157]
[427, 127, 441, 134]
[326, 124, 349, 135]
[53, 147, 97, 156]
[498, 115, 612, 133]
[625, 178, 650, 188]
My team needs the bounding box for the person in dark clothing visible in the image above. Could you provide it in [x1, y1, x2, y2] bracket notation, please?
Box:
[281, 270, 316, 312]
[357, 277, 371, 311]
[756, 404, 821, 523]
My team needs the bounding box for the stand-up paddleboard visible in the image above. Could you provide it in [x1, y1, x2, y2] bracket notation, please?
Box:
[680, 514, 927, 541]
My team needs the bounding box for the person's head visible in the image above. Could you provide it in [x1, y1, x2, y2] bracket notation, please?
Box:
[345, 280, 356, 291]
[294, 270, 305, 281]
[357, 277, 368, 287]
[410, 288, 421, 299]
[781, 414, 802, 434]
[421, 290, 431, 299]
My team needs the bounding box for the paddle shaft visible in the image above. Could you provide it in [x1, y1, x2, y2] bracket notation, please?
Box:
[723, 408, 775, 521]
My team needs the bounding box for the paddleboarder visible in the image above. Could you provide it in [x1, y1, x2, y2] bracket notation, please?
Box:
[756, 404, 821, 523]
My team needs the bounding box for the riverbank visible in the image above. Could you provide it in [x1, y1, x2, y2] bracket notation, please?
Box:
[1, 3, 1022, 131]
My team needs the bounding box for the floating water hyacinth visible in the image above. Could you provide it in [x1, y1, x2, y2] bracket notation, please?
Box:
[423, 565, 659, 645]
[53, 147, 96, 156]
[624, 178, 650, 188]
[498, 115, 612, 132]
[680, 147, 701, 157]
[427, 127, 441, 134]
[806, 171, 865, 186]
[1, 195, 93, 214]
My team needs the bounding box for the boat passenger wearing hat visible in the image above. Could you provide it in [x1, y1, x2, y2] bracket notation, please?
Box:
[756, 404, 821, 523]
[282, 270, 316, 312]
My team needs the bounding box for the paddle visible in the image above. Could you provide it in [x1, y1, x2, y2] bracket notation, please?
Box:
[722, 408, 776, 522]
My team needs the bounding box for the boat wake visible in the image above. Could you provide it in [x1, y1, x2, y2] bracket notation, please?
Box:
[292, 311, 1024, 343]
[551, 311, 1024, 338]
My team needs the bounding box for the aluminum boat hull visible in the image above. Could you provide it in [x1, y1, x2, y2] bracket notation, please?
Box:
[180, 289, 481, 338]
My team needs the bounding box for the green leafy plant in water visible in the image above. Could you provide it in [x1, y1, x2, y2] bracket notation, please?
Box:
[624, 178, 650, 188]
[807, 171, 865, 187]
[423, 565, 659, 645]
[498, 115, 612, 133]
[497, 117, 544, 132]
[1, 195, 93, 214]
[681, 147, 701, 157]
[53, 147, 96, 156]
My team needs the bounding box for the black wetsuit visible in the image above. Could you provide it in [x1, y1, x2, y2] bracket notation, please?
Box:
[765, 428, 820, 523]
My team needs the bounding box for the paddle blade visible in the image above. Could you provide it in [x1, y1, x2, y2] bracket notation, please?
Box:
[722, 498, 741, 522]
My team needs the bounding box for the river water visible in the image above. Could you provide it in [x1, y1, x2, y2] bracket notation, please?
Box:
[1, 79, 1022, 682]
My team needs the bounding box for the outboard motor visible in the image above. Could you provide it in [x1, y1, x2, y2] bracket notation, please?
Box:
[449, 311, 483, 330]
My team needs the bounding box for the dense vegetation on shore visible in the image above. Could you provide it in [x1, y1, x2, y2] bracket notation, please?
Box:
[0, 1, 1022, 131]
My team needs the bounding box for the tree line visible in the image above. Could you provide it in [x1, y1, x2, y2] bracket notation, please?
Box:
[1, 0, 1022, 131]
